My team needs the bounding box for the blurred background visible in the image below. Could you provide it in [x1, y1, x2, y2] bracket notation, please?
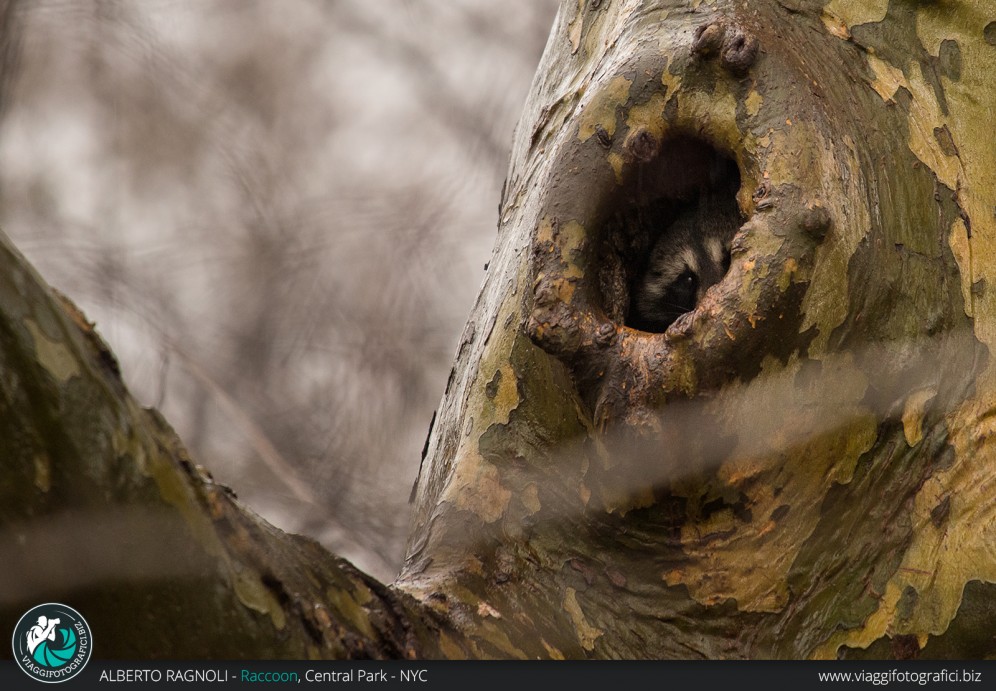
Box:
[0, 0, 559, 581]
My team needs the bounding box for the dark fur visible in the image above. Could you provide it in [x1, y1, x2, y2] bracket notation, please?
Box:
[632, 200, 739, 332]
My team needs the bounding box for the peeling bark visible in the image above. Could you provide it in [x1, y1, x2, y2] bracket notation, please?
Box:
[404, 0, 996, 659]
[4, 0, 996, 660]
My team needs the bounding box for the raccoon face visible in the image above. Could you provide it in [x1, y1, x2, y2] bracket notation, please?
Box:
[632, 211, 736, 333]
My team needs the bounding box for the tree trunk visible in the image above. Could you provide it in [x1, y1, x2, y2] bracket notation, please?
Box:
[4, 0, 996, 659]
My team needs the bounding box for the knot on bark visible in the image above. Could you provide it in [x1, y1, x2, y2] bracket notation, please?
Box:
[693, 20, 757, 76]
[624, 127, 660, 163]
[800, 202, 832, 241]
[692, 21, 727, 58]
[595, 321, 618, 348]
[752, 182, 773, 210]
[720, 26, 758, 76]
[526, 301, 582, 358]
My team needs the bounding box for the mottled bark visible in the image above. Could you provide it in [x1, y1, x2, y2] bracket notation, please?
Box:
[3, 0, 996, 660]
[404, 0, 996, 659]
[0, 240, 473, 658]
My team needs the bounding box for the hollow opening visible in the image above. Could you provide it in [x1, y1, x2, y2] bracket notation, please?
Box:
[598, 136, 743, 334]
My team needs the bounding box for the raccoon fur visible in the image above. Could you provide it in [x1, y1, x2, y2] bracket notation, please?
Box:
[631, 199, 740, 332]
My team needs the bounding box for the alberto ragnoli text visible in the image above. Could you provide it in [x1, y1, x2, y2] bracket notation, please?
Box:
[96, 668, 429, 683]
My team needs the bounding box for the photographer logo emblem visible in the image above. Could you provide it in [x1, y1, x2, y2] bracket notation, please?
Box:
[12, 603, 92, 683]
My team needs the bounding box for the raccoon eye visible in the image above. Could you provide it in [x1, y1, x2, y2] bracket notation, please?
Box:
[668, 268, 698, 312]
[678, 268, 697, 286]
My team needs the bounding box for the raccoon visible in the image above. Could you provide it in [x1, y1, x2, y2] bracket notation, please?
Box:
[631, 199, 740, 333]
